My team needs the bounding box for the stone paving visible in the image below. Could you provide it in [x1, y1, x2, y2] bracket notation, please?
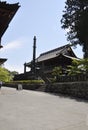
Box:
[0, 86, 88, 130]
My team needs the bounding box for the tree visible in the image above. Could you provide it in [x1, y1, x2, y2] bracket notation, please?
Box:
[10, 71, 19, 79]
[61, 0, 88, 58]
[0, 67, 11, 82]
[0, 67, 19, 82]
[67, 58, 88, 75]
[52, 66, 62, 78]
[67, 59, 82, 75]
[78, 58, 88, 73]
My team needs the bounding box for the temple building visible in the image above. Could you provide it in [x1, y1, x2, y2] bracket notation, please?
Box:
[0, 1, 20, 65]
[24, 36, 79, 76]
[14, 36, 79, 81]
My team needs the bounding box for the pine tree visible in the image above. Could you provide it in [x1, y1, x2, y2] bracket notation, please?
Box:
[61, 0, 88, 58]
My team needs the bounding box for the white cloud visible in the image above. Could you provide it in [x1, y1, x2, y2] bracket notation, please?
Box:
[1, 39, 23, 52]
[1, 37, 31, 73]
[4, 63, 24, 73]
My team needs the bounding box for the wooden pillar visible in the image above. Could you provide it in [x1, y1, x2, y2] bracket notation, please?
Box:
[0, 38, 3, 49]
[0, 38, 1, 48]
[24, 62, 26, 74]
[42, 62, 44, 71]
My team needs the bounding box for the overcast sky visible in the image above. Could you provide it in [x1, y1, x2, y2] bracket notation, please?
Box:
[0, 0, 83, 73]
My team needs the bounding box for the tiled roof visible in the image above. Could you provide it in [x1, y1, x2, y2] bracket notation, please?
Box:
[26, 44, 78, 66]
[36, 44, 76, 62]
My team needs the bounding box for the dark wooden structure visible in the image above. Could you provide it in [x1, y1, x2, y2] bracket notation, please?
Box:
[0, 1, 20, 65]
[25, 44, 79, 76]
[14, 37, 79, 81]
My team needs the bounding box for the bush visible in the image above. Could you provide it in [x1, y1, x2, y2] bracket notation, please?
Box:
[5, 80, 44, 85]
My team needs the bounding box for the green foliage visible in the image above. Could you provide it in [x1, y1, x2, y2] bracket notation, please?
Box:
[78, 58, 88, 73]
[0, 67, 19, 82]
[5, 80, 44, 85]
[67, 58, 88, 75]
[67, 60, 81, 75]
[52, 66, 62, 77]
[0, 67, 11, 82]
[10, 71, 19, 79]
[61, 0, 88, 58]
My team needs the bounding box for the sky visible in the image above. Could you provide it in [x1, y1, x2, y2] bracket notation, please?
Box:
[0, 0, 83, 73]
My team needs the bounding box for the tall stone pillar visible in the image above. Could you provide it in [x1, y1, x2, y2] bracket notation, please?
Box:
[32, 36, 36, 76]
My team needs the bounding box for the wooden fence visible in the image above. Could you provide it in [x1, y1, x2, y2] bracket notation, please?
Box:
[56, 74, 88, 82]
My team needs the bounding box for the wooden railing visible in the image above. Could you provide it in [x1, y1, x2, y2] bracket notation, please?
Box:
[56, 74, 88, 82]
[14, 72, 35, 80]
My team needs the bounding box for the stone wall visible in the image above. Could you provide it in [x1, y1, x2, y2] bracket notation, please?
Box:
[46, 82, 88, 99]
[4, 81, 88, 100]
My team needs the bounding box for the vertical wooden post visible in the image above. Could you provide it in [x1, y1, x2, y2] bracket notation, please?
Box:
[0, 38, 3, 48]
[24, 62, 26, 74]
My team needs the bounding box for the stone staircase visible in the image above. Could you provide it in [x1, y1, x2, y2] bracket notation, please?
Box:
[36, 84, 46, 92]
[37, 70, 51, 84]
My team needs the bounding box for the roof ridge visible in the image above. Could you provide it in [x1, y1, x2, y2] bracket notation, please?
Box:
[40, 44, 70, 56]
